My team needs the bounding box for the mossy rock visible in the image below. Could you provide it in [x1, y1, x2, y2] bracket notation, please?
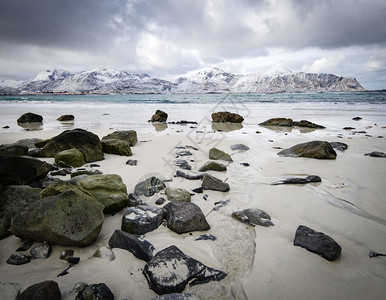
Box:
[101, 139, 132, 156]
[198, 161, 227, 172]
[165, 187, 191, 202]
[55, 148, 85, 168]
[209, 148, 233, 162]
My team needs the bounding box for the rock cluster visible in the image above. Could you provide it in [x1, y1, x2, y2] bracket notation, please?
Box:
[259, 118, 325, 129]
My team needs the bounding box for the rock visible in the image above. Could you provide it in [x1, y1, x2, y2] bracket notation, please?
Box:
[164, 202, 210, 234]
[77, 174, 129, 214]
[173, 159, 192, 170]
[30, 243, 52, 259]
[93, 247, 116, 261]
[176, 150, 192, 157]
[293, 120, 325, 129]
[240, 162, 250, 167]
[134, 176, 166, 197]
[192, 187, 203, 194]
[55, 148, 85, 168]
[50, 169, 68, 176]
[126, 159, 138, 166]
[16, 239, 35, 251]
[232, 208, 274, 227]
[0, 185, 42, 239]
[165, 187, 191, 202]
[40, 128, 104, 163]
[75, 283, 114, 300]
[6, 253, 32, 265]
[18, 281, 61, 300]
[272, 175, 322, 185]
[60, 249, 74, 261]
[155, 197, 167, 205]
[40, 180, 93, 199]
[343, 127, 355, 130]
[0, 282, 21, 300]
[108, 229, 155, 262]
[11, 190, 104, 247]
[214, 199, 230, 211]
[352, 117, 362, 121]
[198, 161, 227, 172]
[0, 155, 52, 186]
[17, 112, 43, 124]
[259, 118, 293, 126]
[368, 251, 386, 258]
[201, 174, 230, 192]
[0, 144, 28, 156]
[176, 170, 205, 180]
[121, 205, 164, 235]
[143, 245, 227, 295]
[57, 114, 74, 121]
[364, 151, 386, 158]
[195, 234, 217, 241]
[102, 139, 132, 156]
[209, 148, 233, 162]
[128, 193, 146, 207]
[153, 293, 200, 300]
[211, 111, 244, 123]
[71, 169, 102, 178]
[330, 142, 348, 151]
[230, 144, 250, 151]
[293, 225, 342, 261]
[101, 130, 137, 147]
[68, 257, 80, 264]
[151, 110, 168, 122]
[277, 141, 337, 159]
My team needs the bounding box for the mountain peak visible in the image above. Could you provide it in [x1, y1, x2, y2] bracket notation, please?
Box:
[31, 68, 71, 82]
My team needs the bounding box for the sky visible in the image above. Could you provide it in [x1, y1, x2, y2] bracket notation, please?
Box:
[0, 0, 385, 89]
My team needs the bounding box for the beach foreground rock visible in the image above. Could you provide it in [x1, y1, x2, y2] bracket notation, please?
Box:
[55, 148, 85, 167]
[209, 148, 233, 162]
[121, 205, 164, 235]
[101, 130, 138, 146]
[232, 208, 274, 227]
[17, 112, 43, 124]
[202, 174, 230, 192]
[278, 141, 337, 159]
[134, 176, 166, 197]
[75, 283, 114, 300]
[212, 111, 244, 123]
[143, 245, 227, 295]
[18, 280, 61, 300]
[101, 139, 132, 156]
[151, 110, 168, 122]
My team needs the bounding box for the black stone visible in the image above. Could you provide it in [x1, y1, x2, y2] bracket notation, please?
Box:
[202, 174, 230, 192]
[6, 253, 32, 265]
[16, 239, 35, 251]
[330, 142, 348, 151]
[176, 170, 205, 180]
[126, 159, 138, 166]
[128, 193, 146, 207]
[173, 160, 192, 170]
[18, 280, 61, 300]
[17, 112, 43, 124]
[121, 205, 164, 235]
[369, 251, 386, 258]
[60, 249, 74, 260]
[67, 257, 80, 264]
[155, 197, 167, 205]
[192, 187, 203, 194]
[364, 151, 386, 158]
[195, 234, 217, 241]
[30, 243, 52, 259]
[75, 283, 114, 300]
[272, 175, 322, 185]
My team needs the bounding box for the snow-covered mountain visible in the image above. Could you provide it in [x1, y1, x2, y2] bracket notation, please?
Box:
[0, 67, 365, 95]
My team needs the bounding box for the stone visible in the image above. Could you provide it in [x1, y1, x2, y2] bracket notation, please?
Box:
[57, 114, 74, 121]
[18, 281, 61, 300]
[211, 111, 244, 123]
[128, 193, 146, 206]
[16, 239, 35, 251]
[40, 180, 94, 199]
[6, 253, 32, 265]
[201, 174, 230, 192]
[165, 187, 191, 202]
[209, 148, 233, 162]
[40, 128, 104, 163]
[0, 155, 52, 186]
[198, 161, 227, 172]
[121, 205, 164, 235]
[75, 283, 114, 300]
[0, 144, 28, 156]
[176, 170, 205, 180]
[60, 250, 74, 261]
[55, 148, 85, 168]
[277, 141, 337, 159]
[330, 142, 348, 151]
[30, 243, 52, 259]
[11, 190, 104, 247]
[71, 169, 102, 178]
[0, 282, 21, 300]
[0, 185, 42, 239]
[294, 225, 342, 261]
[192, 187, 203, 194]
[176, 150, 192, 157]
[293, 120, 325, 129]
[232, 208, 274, 227]
[17, 112, 43, 124]
[195, 234, 217, 241]
[173, 159, 192, 170]
[102, 139, 132, 156]
[153, 293, 200, 300]
[230, 144, 250, 151]
[101, 130, 137, 146]
[352, 117, 362, 121]
[108, 229, 155, 262]
[369, 251, 386, 258]
[134, 176, 166, 197]
[272, 175, 322, 185]
[164, 202, 210, 234]
[143, 245, 227, 295]
[155, 197, 167, 205]
[259, 118, 293, 127]
[126, 159, 138, 166]
[151, 110, 168, 122]
[364, 151, 386, 158]
[77, 174, 129, 214]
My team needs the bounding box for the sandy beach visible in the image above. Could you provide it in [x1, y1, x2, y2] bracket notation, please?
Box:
[0, 102, 385, 299]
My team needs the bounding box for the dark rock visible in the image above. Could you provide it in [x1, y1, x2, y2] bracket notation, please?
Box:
[209, 148, 233, 162]
[18, 280, 61, 300]
[6, 253, 32, 265]
[164, 202, 210, 234]
[212, 111, 244, 123]
[60, 249, 74, 260]
[214, 200, 230, 211]
[272, 175, 322, 185]
[75, 283, 114, 300]
[343, 127, 355, 130]
[195, 234, 217, 241]
[259, 118, 293, 126]
[50, 169, 68, 176]
[40, 180, 93, 199]
[128, 193, 146, 207]
[330, 142, 348, 151]
[202, 174, 230, 192]
[16, 239, 35, 251]
[352, 117, 362, 121]
[57, 265, 72, 277]
[151, 110, 168, 122]
[134, 176, 166, 197]
[121, 205, 164, 235]
[101, 130, 137, 146]
[240, 162, 250, 167]
[176, 170, 205, 180]
[173, 160, 192, 170]
[126, 159, 138, 166]
[155, 197, 166, 205]
[293, 225, 342, 261]
[165, 187, 191, 202]
[67, 257, 80, 264]
[90, 163, 100, 168]
[40, 128, 104, 163]
[198, 161, 227, 172]
[192, 187, 203, 194]
[293, 120, 325, 129]
[55, 148, 85, 167]
[70, 169, 102, 178]
[277, 141, 337, 159]
[102, 139, 132, 156]
[364, 151, 386, 158]
[143, 245, 227, 295]
[230, 144, 250, 151]
[108, 229, 155, 262]
[57, 115, 74, 121]
[0, 144, 28, 156]
[0, 155, 52, 186]
[17, 112, 43, 124]
[369, 251, 386, 258]
[203, 194, 208, 201]
[30, 243, 52, 259]
[232, 208, 274, 227]
[153, 293, 200, 300]
[11, 190, 104, 247]
[176, 150, 192, 157]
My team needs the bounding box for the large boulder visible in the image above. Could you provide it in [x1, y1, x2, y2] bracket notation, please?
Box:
[18, 281, 61, 300]
[294, 225, 342, 261]
[209, 148, 233, 162]
[0, 144, 28, 156]
[201, 174, 230, 192]
[55, 148, 85, 167]
[211, 111, 243, 123]
[164, 202, 210, 234]
[101, 130, 137, 147]
[75, 283, 114, 300]
[121, 205, 164, 235]
[101, 139, 132, 156]
[77, 174, 129, 214]
[232, 208, 274, 227]
[151, 110, 168, 122]
[277, 141, 337, 159]
[143, 245, 227, 295]
[40, 128, 104, 162]
[11, 190, 104, 247]
[134, 176, 166, 197]
[0, 155, 52, 186]
[17, 112, 43, 124]
[0, 185, 42, 239]
[40, 180, 93, 199]
[165, 187, 191, 202]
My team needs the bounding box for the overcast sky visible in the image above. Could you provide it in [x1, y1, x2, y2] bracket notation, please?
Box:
[0, 0, 385, 89]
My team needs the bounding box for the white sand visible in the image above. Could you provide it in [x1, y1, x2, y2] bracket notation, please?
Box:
[0, 104, 385, 299]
